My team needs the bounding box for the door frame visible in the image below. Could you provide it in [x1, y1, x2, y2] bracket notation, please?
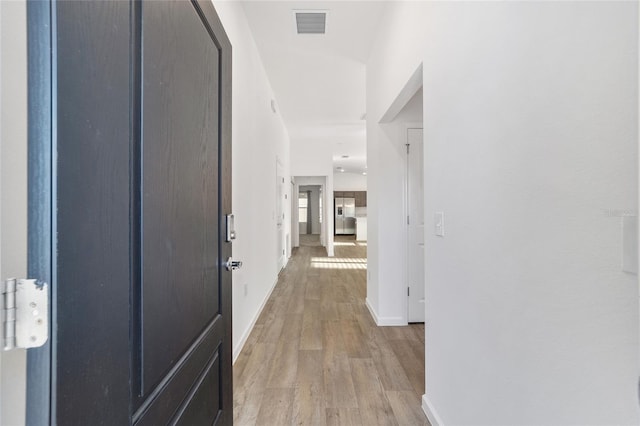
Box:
[25, 0, 52, 423]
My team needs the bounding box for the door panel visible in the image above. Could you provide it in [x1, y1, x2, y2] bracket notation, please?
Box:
[173, 352, 221, 425]
[134, 323, 222, 424]
[54, 1, 133, 422]
[407, 128, 425, 323]
[28, 1, 233, 424]
[276, 161, 285, 270]
[140, 0, 220, 396]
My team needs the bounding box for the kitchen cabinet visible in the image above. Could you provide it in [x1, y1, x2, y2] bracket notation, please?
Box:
[335, 191, 367, 207]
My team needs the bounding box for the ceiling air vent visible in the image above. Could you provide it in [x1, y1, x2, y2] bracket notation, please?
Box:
[295, 11, 327, 35]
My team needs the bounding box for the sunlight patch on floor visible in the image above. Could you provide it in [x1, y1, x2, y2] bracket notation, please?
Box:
[310, 257, 367, 270]
[333, 241, 367, 247]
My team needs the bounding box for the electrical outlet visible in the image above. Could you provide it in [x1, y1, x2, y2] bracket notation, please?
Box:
[243, 283, 248, 297]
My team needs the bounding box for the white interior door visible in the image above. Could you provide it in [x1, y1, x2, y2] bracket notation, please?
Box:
[290, 180, 295, 255]
[0, 1, 28, 423]
[276, 160, 286, 270]
[407, 128, 425, 323]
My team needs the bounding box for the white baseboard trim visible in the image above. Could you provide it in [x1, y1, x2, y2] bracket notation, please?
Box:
[422, 394, 444, 426]
[365, 297, 379, 323]
[232, 277, 278, 364]
[365, 298, 406, 326]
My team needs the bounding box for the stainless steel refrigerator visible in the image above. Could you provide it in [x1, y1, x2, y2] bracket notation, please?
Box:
[335, 197, 356, 234]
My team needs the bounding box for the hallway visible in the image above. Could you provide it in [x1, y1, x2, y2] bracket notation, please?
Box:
[233, 238, 428, 425]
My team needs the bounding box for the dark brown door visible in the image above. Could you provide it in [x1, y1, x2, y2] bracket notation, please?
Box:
[26, 1, 233, 424]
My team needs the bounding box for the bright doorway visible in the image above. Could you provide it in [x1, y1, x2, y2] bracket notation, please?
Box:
[292, 176, 332, 256]
[298, 185, 322, 246]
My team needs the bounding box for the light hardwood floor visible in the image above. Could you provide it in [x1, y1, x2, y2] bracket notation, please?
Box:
[233, 236, 429, 426]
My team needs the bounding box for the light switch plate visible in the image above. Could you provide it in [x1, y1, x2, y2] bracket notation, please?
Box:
[622, 216, 638, 274]
[434, 212, 444, 237]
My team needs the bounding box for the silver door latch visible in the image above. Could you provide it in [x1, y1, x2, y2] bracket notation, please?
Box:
[225, 257, 243, 271]
[1, 278, 49, 351]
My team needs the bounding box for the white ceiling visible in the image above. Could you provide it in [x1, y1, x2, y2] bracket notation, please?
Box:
[240, 1, 387, 175]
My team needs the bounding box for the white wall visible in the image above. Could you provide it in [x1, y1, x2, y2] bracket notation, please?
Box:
[213, 1, 291, 362]
[394, 87, 422, 124]
[0, 1, 27, 424]
[366, 118, 409, 325]
[368, 2, 639, 424]
[333, 172, 367, 191]
[291, 139, 333, 177]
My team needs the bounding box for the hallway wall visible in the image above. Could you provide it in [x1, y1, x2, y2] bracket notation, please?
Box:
[213, 1, 291, 361]
[367, 2, 639, 424]
[333, 172, 367, 191]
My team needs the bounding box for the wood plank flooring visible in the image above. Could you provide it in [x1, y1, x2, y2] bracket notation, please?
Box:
[233, 237, 429, 426]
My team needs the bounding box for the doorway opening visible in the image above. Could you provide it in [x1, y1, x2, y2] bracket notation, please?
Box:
[380, 77, 425, 324]
[399, 88, 425, 323]
[374, 61, 426, 422]
[291, 176, 332, 256]
[298, 185, 322, 247]
[375, 63, 425, 327]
